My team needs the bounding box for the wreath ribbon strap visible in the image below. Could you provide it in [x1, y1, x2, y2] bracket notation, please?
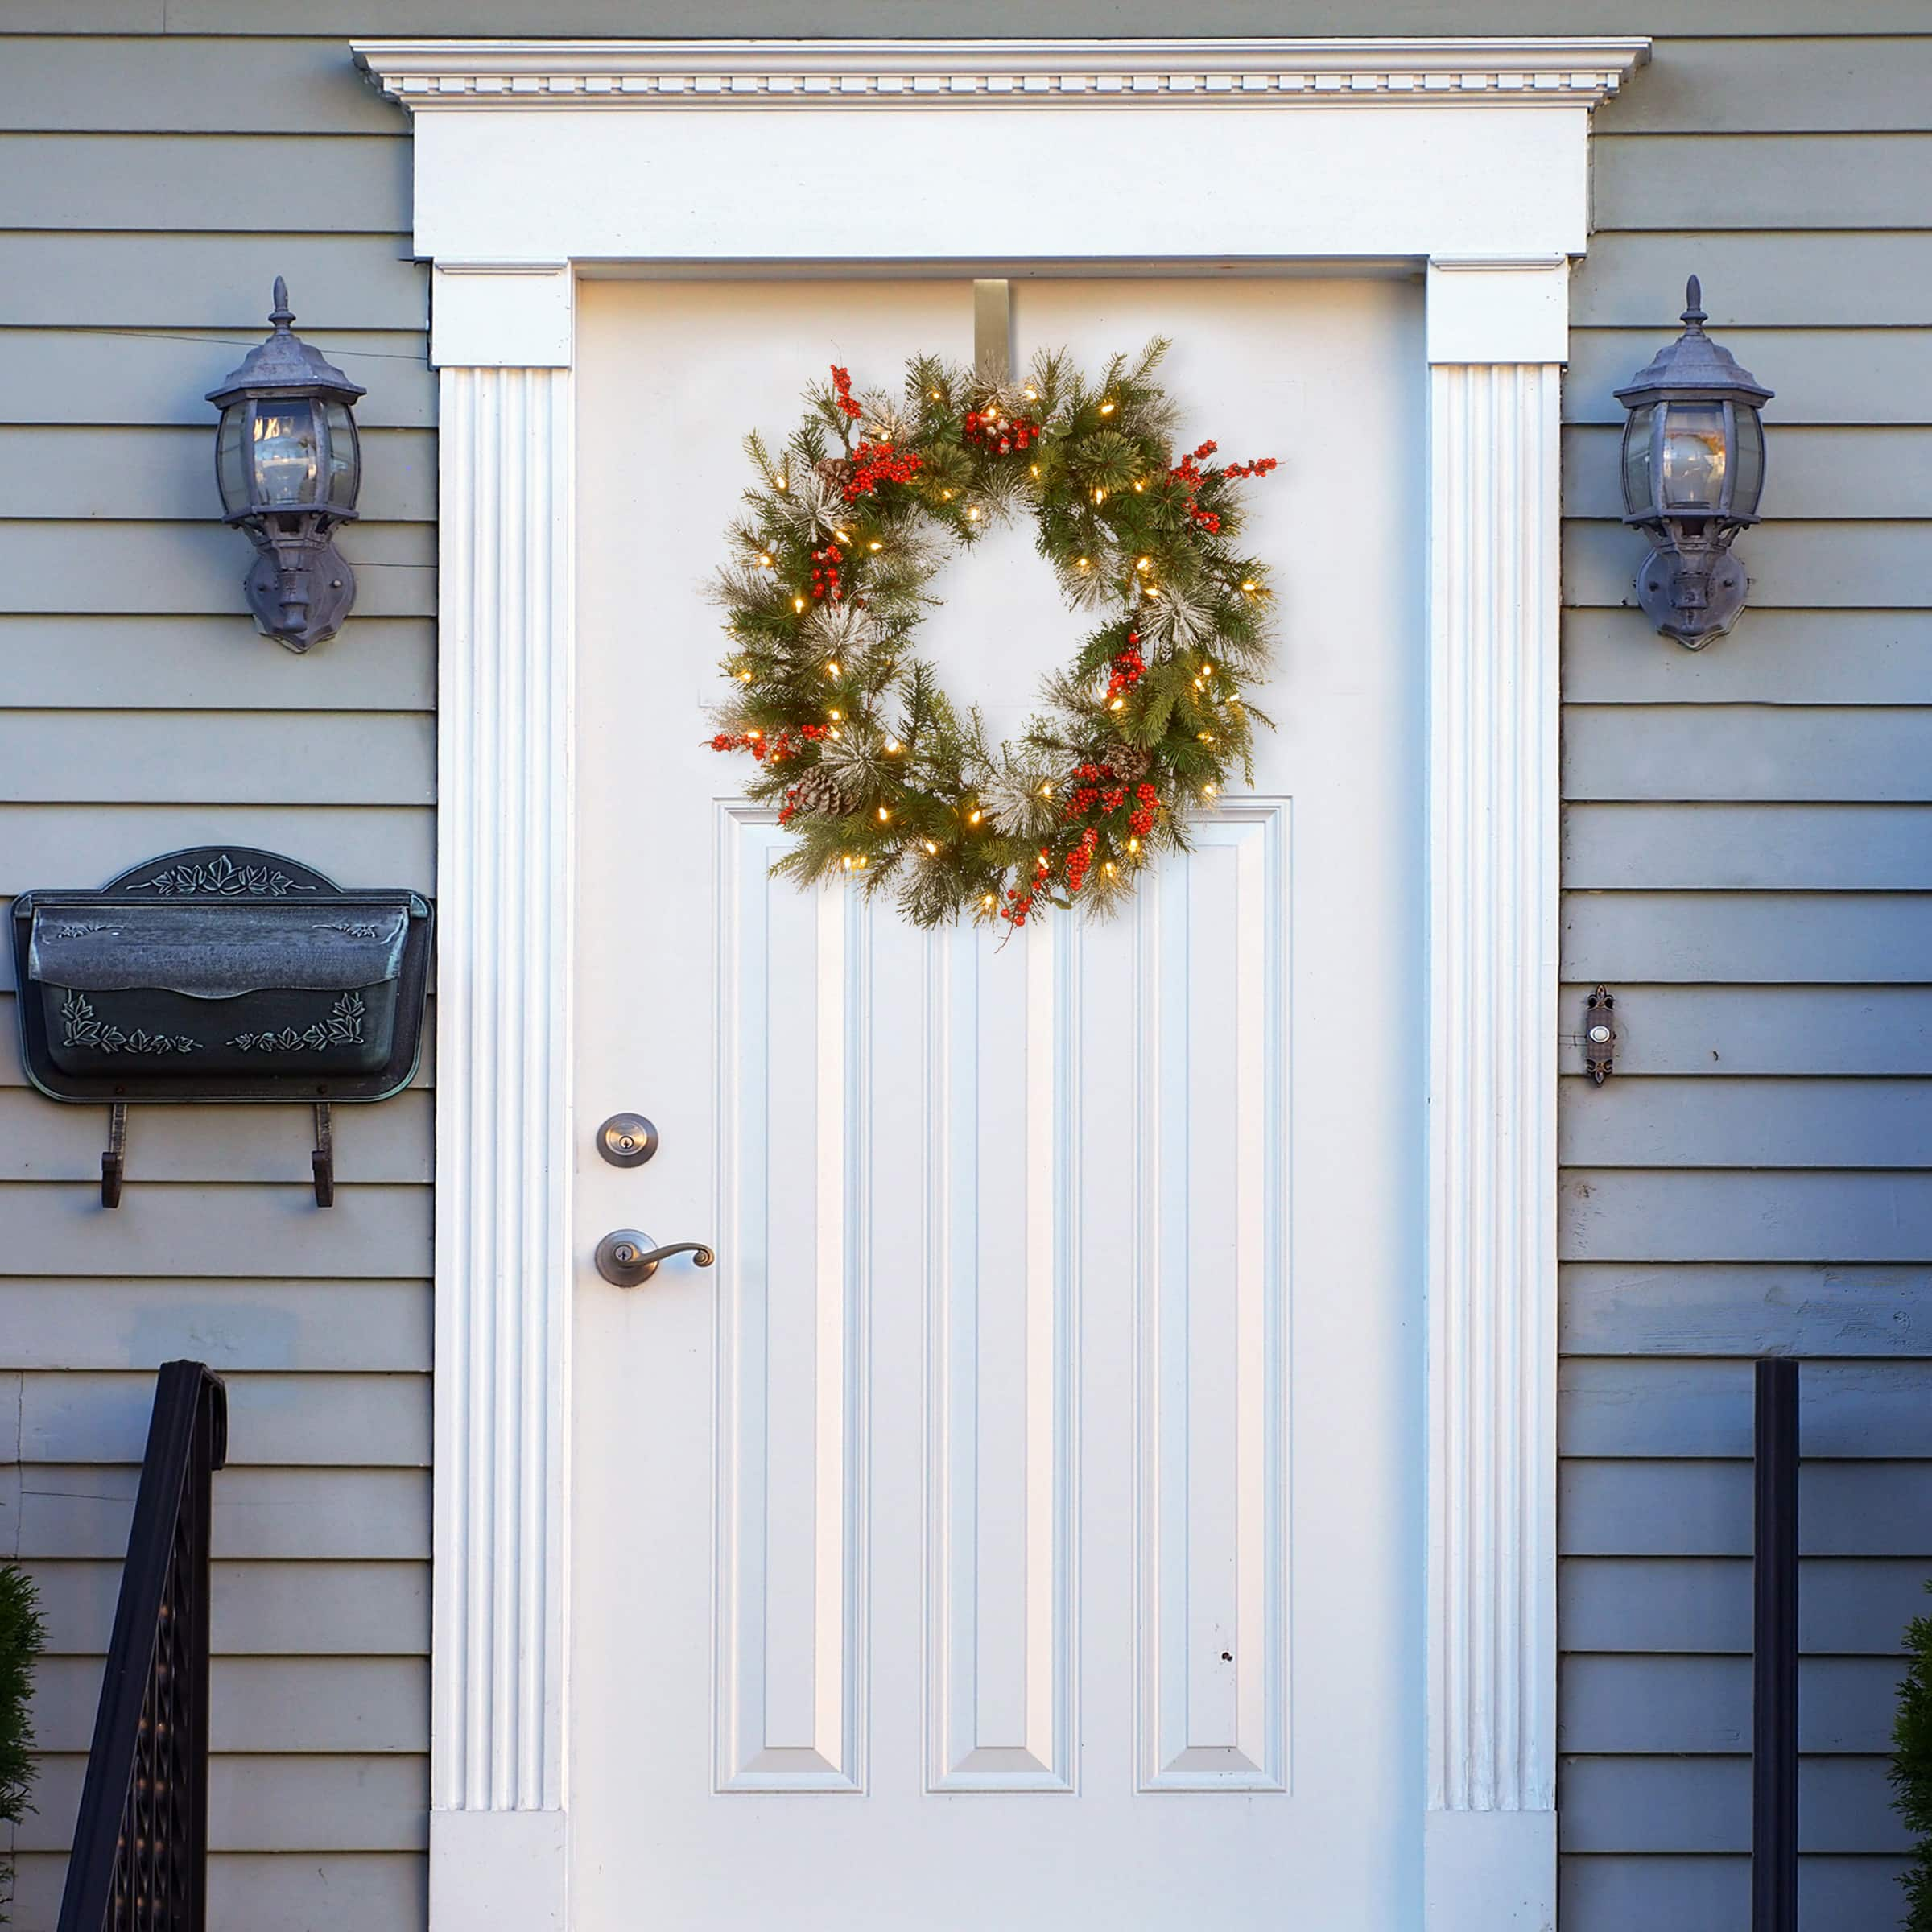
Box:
[708, 339, 1279, 927]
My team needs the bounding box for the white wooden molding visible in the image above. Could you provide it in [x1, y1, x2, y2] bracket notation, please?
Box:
[356, 35, 1646, 108]
[430, 364, 575, 1930]
[364, 37, 1639, 1930]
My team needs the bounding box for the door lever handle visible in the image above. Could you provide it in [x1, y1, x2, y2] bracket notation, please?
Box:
[595, 1228, 716, 1288]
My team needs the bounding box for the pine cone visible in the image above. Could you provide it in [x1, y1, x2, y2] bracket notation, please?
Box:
[790, 766, 861, 818]
[815, 455, 856, 494]
[1102, 741, 1153, 781]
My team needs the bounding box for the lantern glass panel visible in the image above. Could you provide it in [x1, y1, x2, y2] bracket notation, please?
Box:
[252, 400, 321, 508]
[1660, 401, 1728, 513]
[1731, 406, 1765, 519]
[215, 404, 250, 517]
[321, 400, 361, 511]
[1620, 402, 1657, 518]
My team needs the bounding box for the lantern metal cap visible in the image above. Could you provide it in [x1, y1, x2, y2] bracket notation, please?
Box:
[206, 278, 366, 407]
[1613, 276, 1773, 409]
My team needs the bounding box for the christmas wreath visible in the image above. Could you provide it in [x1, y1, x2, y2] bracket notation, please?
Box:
[708, 339, 1278, 927]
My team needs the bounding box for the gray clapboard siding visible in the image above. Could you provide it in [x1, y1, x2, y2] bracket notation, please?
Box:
[10, 1852, 427, 1932]
[1565, 610, 1932, 705]
[1560, 1358, 1932, 1455]
[1558, 1079, 1932, 1169]
[10, 1466, 430, 1561]
[1594, 134, 1932, 229]
[32, 1655, 427, 1754]
[1564, 426, 1932, 518]
[1556, 986, 1932, 1075]
[13, 1371, 431, 1466]
[1564, 1554, 1928, 1654]
[1560, 1856, 1912, 1932]
[1562, 1459, 1932, 1556]
[23, 1752, 429, 1852]
[1563, 890, 1932, 980]
[1563, 1170, 1932, 1261]
[1562, 1653, 1898, 1753]
[0, 804, 436, 890]
[1564, 803, 1932, 888]
[23, 1558, 430, 1655]
[1602, 36, 1932, 131]
[0, 712, 434, 806]
[1564, 334, 1932, 429]
[1573, 232, 1932, 325]
[1563, 1261, 1932, 1355]
[1567, 519, 1932, 610]
[0, 235, 425, 330]
[1558, 1754, 1906, 1853]
[0, 619, 437, 712]
[0, 519, 434, 617]
[0, 329, 435, 427]
[0, 425, 436, 522]
[0, 134, 411, 232]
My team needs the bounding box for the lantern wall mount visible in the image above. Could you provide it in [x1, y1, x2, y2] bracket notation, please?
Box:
[1615, 276, 1773, 650]
[207, 279, 365, 653]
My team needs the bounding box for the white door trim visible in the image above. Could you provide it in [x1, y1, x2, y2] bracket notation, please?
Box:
[354, 35, 1648, 1930]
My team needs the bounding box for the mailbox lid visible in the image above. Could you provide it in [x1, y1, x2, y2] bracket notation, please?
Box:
[26, 894, 415, 999]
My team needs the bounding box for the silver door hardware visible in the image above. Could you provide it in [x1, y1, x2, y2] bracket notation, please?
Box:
[596, 1113, 659, 1167]
[594, 1229, 715, 1288]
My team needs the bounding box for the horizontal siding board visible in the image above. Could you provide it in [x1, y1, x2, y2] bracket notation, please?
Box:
[1563, 803, 1932, 890]
[10, 1852, 426, 1932]
[1565, 337, 1932, 431]
[0, 235, 426, 330]
[1562, 1168, 1932, 1262]
[1561, 1856, 1913, 1932]
[1564, 611, 1932, 707]
[0, 712, 434, 807]
[0, 328, 433, 428]
[1555, 986, 1932, 1076]
[1559, 1358, 1932, 1457]
[1561, 1262, 1932, 1356]
[0, 1184, 431, 1278]
[0, 617, 436, 712]
[17, 1369, 430, 1468]
[34, 1655, 426, 1753]
[1560, 1554, 1930, 1655]
[9, 1465, 430, 1560]
[1564, 426, 1932, 518]
[1559, 1653, 1898, 1753]
[1573, 233, 1932, 327]
[0, 518, 435, 617]
[1566, 519, 1932, 613]
[1558, 1754, 1905, 1853]
[21, 1558, 430, 1657]
[0, 132, 411, 232]
[0, 37, 409, 133]
[1600, 37, 1932, 133]
[1594, 134, 1932, 229]
[0, 1091, 431, 1185]
[0, 425, 435, 522]
[0, 803, 435, 893]
[1564, 705, 1932, 802]
[23, 1752, 428, 1852]
[1561, 1459, 1932, 1557]
[1558, 1077, 1932, 1170]
[0, 1279, 429, 1372]
[1563, 892, 1932, 982]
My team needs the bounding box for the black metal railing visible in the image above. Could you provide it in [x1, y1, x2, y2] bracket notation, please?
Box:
[57, 1360, 227, 1932]
[1752, 1356, 1800, 1932]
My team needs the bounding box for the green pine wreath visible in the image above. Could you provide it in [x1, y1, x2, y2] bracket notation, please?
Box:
[708, 339, 1279, 927]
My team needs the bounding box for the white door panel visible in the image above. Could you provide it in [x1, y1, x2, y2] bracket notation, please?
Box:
[572, 275, 1424, 1929]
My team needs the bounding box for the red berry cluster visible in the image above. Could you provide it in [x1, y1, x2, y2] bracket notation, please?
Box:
[1106, 638, 1146, 700]
[844, 440, 923, 501]
[963, 409, 1040, 456]
[829, 364, 864, 422]
[1165, 439, 1277, 533]
[1063, 827, 1100, 893]
[811, 543, 844, 601]
[1064, 762, 1127, 821]
[1002, 884, 1038, 927]
[708, 723, 830, 765]
[1130, 782, 1159, 838]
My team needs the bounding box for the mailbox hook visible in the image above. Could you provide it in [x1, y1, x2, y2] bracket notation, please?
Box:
[101, 1102, 126, 1210]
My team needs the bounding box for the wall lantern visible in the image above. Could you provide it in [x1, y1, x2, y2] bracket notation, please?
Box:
[1615, 278, 1773, 649]
[207, 278, 365, 653]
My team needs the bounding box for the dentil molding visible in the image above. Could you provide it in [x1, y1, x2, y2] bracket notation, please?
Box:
[356, 35, 1649, 109]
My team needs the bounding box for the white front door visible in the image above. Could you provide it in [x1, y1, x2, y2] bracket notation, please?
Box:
[571, 273, 1425, 1930]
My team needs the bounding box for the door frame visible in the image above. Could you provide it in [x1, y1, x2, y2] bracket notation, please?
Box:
[355, 35, 1650, 1931]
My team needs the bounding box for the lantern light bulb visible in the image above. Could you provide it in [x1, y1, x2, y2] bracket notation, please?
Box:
[968, 808, 983, 824]
[877, 806, 891, 822]
[1109, 698, 1126, 712]
[826, 660, 840, 676]
[1024, 386, 1038, 400]
[869, 539, 883, 551]
[793, 597, 806, 613]
[1136, 556, 1151, 572]
[738, 670, 753, 683]
[1100, 400, 1117, 415]
[885, 737, 901, 753]
[828, 708, 842, 720]
[775, 476, 787, 490]
[924, 840, 939, 855]
[1128, 836, 1141, 852]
